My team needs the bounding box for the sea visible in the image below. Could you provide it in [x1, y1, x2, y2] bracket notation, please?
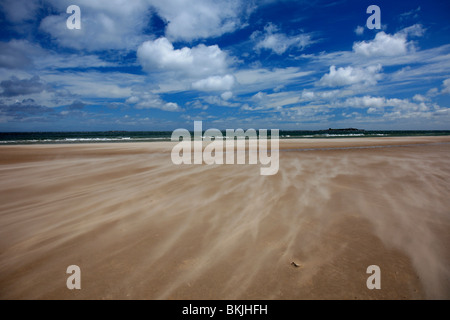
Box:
[1, 130, 449, 145]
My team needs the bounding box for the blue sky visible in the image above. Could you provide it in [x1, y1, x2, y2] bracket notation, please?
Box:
[0, 0, 449, 131]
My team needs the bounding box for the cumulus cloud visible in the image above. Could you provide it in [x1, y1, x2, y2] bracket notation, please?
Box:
[160, 102, 182, 112]
[4, 0, 252, 49]
[341, 95, 436, 118]
[126, 93, 183, 112]
[149, 0, 250, 42]
[353, 32, 410, 57]
[253, 23, 313, 55]
[367, 107, 380, 114]
[318, 65, 382, 87]
[192, 75, 235, 91]
[137, 37, 229, 78]
[125, 96, 140, 104]
[137, 37, 235, 92]
[442, 78, 450, 94]
[320, 93, 449, 123]
[344, 96, 387, 108]
[221, 91, 233, 100]
[11, 0, 251, 49]
[413, 94, 429, 102]
[353, 25, 424, 57]
[40, 0, 150, 51]
[0, 76, 46, 97]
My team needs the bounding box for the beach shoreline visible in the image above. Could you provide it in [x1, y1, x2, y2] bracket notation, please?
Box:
[1, 136, 449, 299]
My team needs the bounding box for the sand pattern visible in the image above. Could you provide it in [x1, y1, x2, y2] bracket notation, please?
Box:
[0, 137, 449, 299]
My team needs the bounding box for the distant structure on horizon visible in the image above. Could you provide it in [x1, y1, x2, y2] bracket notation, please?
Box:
[325, 128, 365, 132]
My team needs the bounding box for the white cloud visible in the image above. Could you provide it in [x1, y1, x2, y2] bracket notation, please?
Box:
[398, 24, 425, 37]
[186, 100, 209, 110]
[354, 26, 364, 36]
[352, 25, 425, 58]
[251, 91, 267, 101]
[317, 89, 345, 99]
[299, 43, 450, 83]
[253, 23, 313, 55]
[244, 89, 353, 112]
[367, 107, 380, 114]
[234, 67, 311, 94]
[162, 102, 182, 112]
[343, 96, 387, 108]
[192, 75, 235, 91]
[125, 96, 140, 104]
[427, 88, 439, 97]
[413, 94, 429, 102]
[10, 0, 252, 50]
[41, 71, 136, 101]
[137, 37, 229, 79]
[318, 65, 382, 87]
[339, 96, 438, 119]
[40, 0, 150, 51]
[221, 91, 233, 100]
[0, 67, 142, 109]
[137, 37, 235, 93]
[129, 93, 183, 112]
[0, 39, 119, 72]
[248, 90, 303, 110]
[301, 91, 315, 100]
[353, 32, 411, 57]
[442, 78, 450, 94]
[202, 95, 240, 108]
[148, 0, 251, 42]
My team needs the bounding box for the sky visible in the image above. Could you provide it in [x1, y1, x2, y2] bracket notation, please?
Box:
[0, 0, 449, 131]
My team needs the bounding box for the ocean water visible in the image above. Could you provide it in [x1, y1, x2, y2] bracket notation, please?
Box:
[0, 130, 449, 145]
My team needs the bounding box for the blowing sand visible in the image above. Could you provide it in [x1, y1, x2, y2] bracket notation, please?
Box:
[0, 136, 449, 300]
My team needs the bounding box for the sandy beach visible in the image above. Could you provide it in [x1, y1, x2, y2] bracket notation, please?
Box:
[0, 136, 449, 300]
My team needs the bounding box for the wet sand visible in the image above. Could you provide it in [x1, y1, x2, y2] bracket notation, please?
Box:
[0, 136, 449, 299]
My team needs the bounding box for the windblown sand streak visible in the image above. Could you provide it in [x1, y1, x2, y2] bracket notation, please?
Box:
[0, 137, 449, 299]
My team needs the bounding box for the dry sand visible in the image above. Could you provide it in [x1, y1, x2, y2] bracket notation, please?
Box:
[0, 136, 449, 300]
